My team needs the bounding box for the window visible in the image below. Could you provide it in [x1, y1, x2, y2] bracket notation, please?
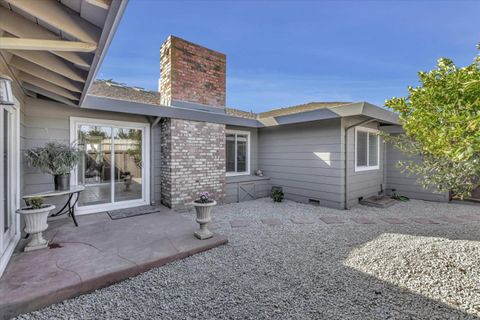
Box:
[355, 127, 380, 171]
[226, 130, 250, 176]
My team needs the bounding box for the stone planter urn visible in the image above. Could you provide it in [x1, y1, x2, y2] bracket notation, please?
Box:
[192, 199, 216, 240]
[16, 204, 55, 251]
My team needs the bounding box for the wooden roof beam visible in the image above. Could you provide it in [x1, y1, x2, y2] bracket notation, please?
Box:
[18, 72, 80, 101]
[5, 0, 101, 45]
[0, 6, 92, 68]
[23, 83, 77, 106]
[9, 56, 83, 93]
[9, 50, 87, 83]
[0, 38, 97, 53]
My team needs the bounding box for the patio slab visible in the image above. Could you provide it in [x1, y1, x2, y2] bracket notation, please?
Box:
[0, 206, 227, 320]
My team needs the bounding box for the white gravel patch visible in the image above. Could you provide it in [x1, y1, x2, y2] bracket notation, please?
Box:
[345, 233, 480, 317]
[16, 198, 480, 320]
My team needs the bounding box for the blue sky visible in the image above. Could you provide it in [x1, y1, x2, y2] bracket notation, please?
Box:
[97, 0, 480, 112]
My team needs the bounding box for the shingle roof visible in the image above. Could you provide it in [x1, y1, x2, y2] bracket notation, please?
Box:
[89, 80, 161, 105]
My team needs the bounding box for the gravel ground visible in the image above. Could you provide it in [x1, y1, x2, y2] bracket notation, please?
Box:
[16, 198, 480, 320]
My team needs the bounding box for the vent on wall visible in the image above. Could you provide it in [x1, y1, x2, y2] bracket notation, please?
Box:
[308, 199, 320, 206]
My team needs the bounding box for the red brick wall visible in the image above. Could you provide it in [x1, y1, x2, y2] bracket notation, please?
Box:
[160, 36, 226, 107]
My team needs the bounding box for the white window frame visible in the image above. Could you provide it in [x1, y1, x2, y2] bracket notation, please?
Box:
[70, 117, 150, 215]
[354, 126, 380, 172]
[226, 129, 250, 177]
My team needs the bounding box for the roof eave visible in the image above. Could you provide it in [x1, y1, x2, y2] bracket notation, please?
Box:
[83, 95, 263, 127]
[79, 0, 129, 106]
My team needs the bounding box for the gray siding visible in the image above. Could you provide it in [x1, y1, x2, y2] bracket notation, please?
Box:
[384, 132, 449, 202]
[343, 117, 385, 208]
[225, 125, 258, 175]
[258, 119, 344, 209]
[225, 176, 270, 204]
[23, 97, 160, 208]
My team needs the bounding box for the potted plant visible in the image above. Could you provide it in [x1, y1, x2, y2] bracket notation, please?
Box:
[16, 197, 55, 251]
[25, 142, 82, 191]
[192, 192, 216, 240]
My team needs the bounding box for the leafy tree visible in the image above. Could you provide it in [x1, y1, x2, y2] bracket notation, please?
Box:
[384, 44, 480, 199]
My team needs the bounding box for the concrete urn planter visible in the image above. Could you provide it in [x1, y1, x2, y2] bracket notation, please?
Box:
[16, 205, 55, 251]
[192, 200, 216, 240]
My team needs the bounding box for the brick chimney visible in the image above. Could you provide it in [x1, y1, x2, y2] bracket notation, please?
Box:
[159, 36, 226, 107]
[158, 36, 227, 212]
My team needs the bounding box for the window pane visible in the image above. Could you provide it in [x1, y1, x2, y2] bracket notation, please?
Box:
[236, 135, 247, 172]
[114, 128, 143, 202]
[226, 134, 235, 172]
[356, 131, 368, 167]
[78, 125, 112, 206]
[368, 133, 378, 166]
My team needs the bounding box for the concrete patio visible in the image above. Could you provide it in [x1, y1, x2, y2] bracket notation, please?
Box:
[0, 206, 227, 319]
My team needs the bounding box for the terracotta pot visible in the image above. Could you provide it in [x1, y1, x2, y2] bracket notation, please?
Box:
[16, 204, 55, 251]
[192, 200, 216, 240]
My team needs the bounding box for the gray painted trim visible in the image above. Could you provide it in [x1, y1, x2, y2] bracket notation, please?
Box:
[79, 0, 129, 106]
[84, 96, 400, 128]
[171, 99, 226, 114]
[267, 102, 401, 127]
[83, 95, 263, 127]
[274, 108, 340, 125]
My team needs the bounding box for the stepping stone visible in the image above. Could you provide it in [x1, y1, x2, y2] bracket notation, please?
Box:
[261, 218, 283, 226]
[319, 216, 344, 224]
[291, 217, 314, 224]
[457, 215, 480, 222]
[436, 216, 464, 224]
[411, 218, 439, 225]
[351, 217, 376, 224]
[230, 219, 251, 228]
[380, 217, 407, 225]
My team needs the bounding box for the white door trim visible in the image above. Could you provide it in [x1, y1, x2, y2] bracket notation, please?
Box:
[70, 117, 150, 215]
[0, 98, 21, 277]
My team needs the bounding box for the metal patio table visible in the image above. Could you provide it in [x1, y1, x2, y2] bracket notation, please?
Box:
[22, 185, 85, 227]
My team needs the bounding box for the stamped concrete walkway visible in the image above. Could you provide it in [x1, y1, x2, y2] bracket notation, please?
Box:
[0, 206, 227, 320]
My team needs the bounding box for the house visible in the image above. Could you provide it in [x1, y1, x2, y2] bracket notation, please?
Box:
[0, 0, 448, 278]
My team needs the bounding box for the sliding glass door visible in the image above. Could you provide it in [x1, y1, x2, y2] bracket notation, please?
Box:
[72, 118, 149, 214]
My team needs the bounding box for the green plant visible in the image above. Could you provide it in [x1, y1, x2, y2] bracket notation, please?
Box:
[384, 44, 480, 199]
[25, 197, 44, 209]
[391, 191, 409, 202]
[25, 142, 82, 176]
[271, 189, 284, 203]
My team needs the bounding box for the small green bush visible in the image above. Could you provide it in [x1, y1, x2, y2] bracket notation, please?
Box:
[26, 197, 45, 209]
[271, 189, 284, 203]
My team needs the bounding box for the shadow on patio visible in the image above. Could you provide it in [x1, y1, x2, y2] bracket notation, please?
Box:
[0, 206, 227, 319]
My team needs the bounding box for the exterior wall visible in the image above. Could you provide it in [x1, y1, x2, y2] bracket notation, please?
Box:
[258, 119, 344, 209]
[160, 36, 226, 107]
[343, 117, 386, 208]
[384, 131, 449, 202]
[22, 98, 158, 209]
[160, 118, 226, 211]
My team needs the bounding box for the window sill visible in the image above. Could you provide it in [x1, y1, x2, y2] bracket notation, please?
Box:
[226, 172, 251, 177]
[354, 166, 380, 172]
